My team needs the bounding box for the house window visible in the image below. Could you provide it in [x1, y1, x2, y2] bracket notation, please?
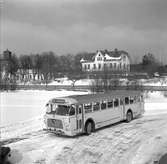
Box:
[123, 63, 126, 69]
[97, 54, 103, 61]
[110, 63, 112, 68]
[104, 63, 107, 69]
[93, 64, 96, 69]
[120, 63, 122, 69]
[98, 64, 101, 69]
[97, 57, 102, 61]
[123, 55, 126, 61]
[84, 64, 87, 70]
[88, 64, 90, 69]
[114, 63, 117, 69]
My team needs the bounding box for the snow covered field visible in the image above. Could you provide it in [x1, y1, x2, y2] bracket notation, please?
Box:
[0, 90, 89, 139]
[0, 90, 167, 164]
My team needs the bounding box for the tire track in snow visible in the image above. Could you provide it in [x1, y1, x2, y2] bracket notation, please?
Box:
[52, 115, 167, 164]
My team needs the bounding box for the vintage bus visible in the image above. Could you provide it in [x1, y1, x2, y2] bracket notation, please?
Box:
[44, 90, 144, 136]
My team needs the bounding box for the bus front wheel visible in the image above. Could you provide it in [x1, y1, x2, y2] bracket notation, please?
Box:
[85, 122, 93, 135]
[126, 111, 133, 122]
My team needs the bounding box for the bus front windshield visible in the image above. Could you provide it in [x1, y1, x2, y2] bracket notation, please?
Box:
[46, 104, 75, 116]
[56, 105, 70, 115]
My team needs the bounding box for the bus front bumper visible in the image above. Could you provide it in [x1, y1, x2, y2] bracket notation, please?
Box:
[44, 128, 65, 135]
[43, 128, 76, 136]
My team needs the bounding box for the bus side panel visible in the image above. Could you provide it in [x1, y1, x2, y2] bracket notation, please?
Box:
[84, 108, 122, 130]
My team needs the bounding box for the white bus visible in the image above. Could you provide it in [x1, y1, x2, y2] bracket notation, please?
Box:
[44, 90, 144, 136]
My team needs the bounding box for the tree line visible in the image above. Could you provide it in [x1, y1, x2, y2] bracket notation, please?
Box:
[131, 53, 167, 76]
[1, 50, 167, 85]
[1, 51, 87, 83]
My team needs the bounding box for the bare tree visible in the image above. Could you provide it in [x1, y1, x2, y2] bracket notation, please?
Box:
[40, 52, 56, 85]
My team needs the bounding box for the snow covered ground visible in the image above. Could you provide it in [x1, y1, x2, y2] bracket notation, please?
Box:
[142, 77, 167, 86]
[0, 90, 89, 139]
[0, 90, 167, 164]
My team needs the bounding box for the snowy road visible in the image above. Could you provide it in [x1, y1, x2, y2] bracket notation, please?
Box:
[53, 114, 167, 164]
[3, 113, 167, 164]
[1, 91, 167, 164]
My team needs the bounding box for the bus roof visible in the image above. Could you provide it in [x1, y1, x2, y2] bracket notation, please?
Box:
[50, 90, 142, 104]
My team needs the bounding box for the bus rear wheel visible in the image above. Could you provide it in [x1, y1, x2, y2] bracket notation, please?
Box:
[126, 111, 133, 122]
[85, 122, 93, 135]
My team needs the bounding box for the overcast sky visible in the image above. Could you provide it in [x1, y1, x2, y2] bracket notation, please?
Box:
[1, 0, 167, 63]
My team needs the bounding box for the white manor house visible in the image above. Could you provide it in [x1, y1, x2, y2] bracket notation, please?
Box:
[80, 49, 130, 73]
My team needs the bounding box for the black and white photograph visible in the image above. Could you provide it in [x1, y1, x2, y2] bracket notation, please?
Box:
[0, 0, 167, 164]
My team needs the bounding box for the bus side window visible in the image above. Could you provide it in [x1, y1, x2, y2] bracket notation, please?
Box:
[84, 103, 92, 113]
[101, 101, 107, 110]
[93, 102, 100, 111]
[69, 105, 75, 116]
[136, 96, 140, 102]
[78, 105, 82, 114]
[125, 97, 129, 105]
[135, 96, 140, 103]
[107, 100, 113, 108]
[130, 97, 134, 104]
[114, 98, 119, 107]
[120, 99, 124, 105]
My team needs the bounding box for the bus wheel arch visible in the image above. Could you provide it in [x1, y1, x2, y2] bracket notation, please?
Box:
[126, 109, 133, 122]
[85, 118, 95, 135]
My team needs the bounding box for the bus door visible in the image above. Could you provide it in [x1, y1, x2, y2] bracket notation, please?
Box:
[120, 98, 125, 119]
[76, 104, 84, 133]
[113, 98, 123, 121]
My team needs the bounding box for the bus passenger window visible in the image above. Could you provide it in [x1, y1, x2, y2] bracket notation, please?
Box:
[84, 103, 92, 113]
[125, 97, 129, 105]
[93, 102, 100, 111]
[130, 97, 134, 104]
[69, 105, 75, 115]
[78, 105, 82, 114]
[135, 96, 140, 102]
[120, 99, 124, 105]
[101, 101, 107, 110]
[107, 100, 113, 108]
[114, 98, 119, 107]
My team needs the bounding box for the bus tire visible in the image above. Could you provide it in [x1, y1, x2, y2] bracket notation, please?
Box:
[85, 121, 94, 135]
[126, 111, 133, 123]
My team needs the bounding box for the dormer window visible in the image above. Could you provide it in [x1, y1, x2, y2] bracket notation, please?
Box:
[123, 55, 126, 61]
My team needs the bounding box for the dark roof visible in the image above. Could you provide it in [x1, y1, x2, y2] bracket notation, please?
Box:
[99, 49, 129, 57]
[108, 50, 129, 58]
[82, 53, 95, 61]
[82, 49, 129, 62]
[60, 90, 142, 104]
